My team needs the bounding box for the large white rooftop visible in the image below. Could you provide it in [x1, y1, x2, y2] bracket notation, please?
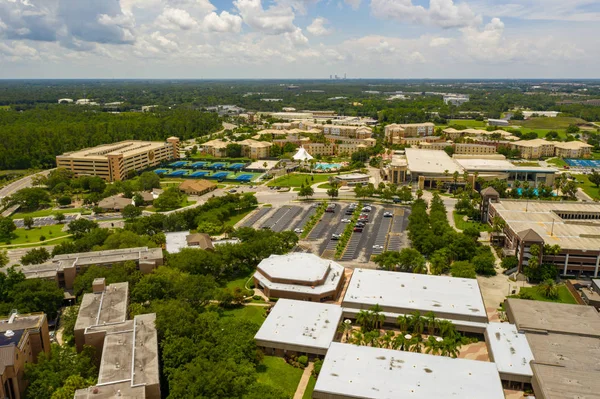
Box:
[165, 231, 189, 254]
[485, 323, 534, 378]
[342, 269, 487, 322]
[257, 253, 335, 284]
[454, 157, 557, 173]
[254, 299, 342, 354]
[313, 343, 505, 399]
[404, 148, 463, 175]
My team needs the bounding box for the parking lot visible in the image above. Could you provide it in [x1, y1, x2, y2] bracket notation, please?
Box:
[235, 202, 410, 264]
[14, 214, 77, 228]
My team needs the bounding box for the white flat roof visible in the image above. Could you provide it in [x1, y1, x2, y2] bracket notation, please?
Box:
[257, 253, 334, 283]
[314, 343, 505, 399]
[454, 158, 557, 173]
[254, 262, 344, 295]
[254, 299, 342, 351]
[405, 148, 464, 175]
[342, 269, 487, 321]
[485, 323, 534, 378]
[165, 231, 190, 254]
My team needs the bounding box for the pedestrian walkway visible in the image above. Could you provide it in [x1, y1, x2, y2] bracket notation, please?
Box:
[293, 362, 314, 399]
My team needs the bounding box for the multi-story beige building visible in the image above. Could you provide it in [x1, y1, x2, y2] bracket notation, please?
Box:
[304, 143, 335, 157]
[0, 312, 50, 399]
[403, 136, 442, 146]
[510, 139, 556, 159]
[56, 138, 180, 182]
[553, 141, 593, 158]
[385, 123, 435, 144]
[74, 279, 160, 399]
[320, 125, 373, 138]
[201, 139, 271, 159]
[454, 143, 497, 155]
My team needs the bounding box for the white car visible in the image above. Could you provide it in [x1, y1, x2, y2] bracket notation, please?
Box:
[331, 233, 341, 240]
[294, 228, 303, 233]
[341, 218, 351, 223]
[372, 245, 384, 249]
[383, 212, 393, 217]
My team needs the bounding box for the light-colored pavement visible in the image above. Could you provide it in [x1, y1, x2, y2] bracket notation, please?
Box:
[0, 169, 52, 199]
[293, 362, 314, 399]
[576, 187, 594, 201]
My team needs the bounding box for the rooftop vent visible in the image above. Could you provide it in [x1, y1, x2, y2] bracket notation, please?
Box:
[4, 330, 14, 337]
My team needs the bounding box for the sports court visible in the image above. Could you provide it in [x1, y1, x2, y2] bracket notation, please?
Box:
[565, 159, 600, 168]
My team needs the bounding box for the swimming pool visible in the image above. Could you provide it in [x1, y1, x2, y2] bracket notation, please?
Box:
[314, 163, 342, 170]
[516, 188, 556, 197]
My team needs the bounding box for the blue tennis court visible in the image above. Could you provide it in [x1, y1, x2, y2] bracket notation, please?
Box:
[210, 172, 229, 180]
[566, 159, 600, 168]
[154, 169, 168, 174]
[168, 170, 187, 177]
[191, 162, 208, 168]
[235, 174, 253, 182]
[229, 163, 245, 170]
[189, 171, 209, 178]
[170, 161, 187, 167]
[209, 162, 225, 170]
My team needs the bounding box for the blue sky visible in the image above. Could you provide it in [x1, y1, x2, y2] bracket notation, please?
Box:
[0, 0, 598, 78]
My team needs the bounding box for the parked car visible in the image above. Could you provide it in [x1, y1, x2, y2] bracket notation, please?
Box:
[383, 211, 393, 217]
[331, 233, 341, 240]
[229, 189, 237, 193]
[294, 228, 303, 233]
[372, 245, 384, 249]
[341, 218, 351, 223]
[353, 227, 363, 232]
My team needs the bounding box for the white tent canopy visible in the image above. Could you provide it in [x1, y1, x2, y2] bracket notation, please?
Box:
[292, 146, 314, 161]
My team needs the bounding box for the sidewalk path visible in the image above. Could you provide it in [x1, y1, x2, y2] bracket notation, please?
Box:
[293, 362, 314, 399]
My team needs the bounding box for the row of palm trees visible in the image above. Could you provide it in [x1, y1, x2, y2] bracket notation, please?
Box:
[339, 307, 467, 358]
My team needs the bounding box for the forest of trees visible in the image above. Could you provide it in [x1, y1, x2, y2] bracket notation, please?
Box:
[0, 107, 221, 169]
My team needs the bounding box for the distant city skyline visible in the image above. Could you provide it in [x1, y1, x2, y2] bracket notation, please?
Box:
[0, 0, 599, 79]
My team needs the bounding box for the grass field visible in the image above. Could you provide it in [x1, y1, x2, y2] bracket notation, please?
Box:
[517, 285, 578, 304]
[453, 212, 492, 232]
[446, 119, 487, 128]
[511, 116, 586, 130]
[147, 199, 196, 212]
[5, 225, 70, 246]
[547, 158, 567, 167]
[13, 207, 89, 219]
[267, 173, 333, 188]
[572, 174, 600, 200]
[317, 183, 333, 189]
[221, 305, 266, 325]
[302, 376, 317, 399]
[225, 272, 253, 291]
[224, 206, 257, 228]
[257, 356, 304, 398]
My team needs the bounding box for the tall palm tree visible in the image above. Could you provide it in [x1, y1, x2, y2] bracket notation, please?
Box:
[338, 320, 353, 342]
[538, 279, 559, 300]
[380, 330, 395, 349]
[356, 310, 371, 332]
[349, 330, 365, 346]
[411, 311, 425, 335]
[437, 320, 456, 339]
[424, 336, 441, 355]
[410, 334, 424, 353]
[397, 315, 410, 332]
[425, 312, 437, 336]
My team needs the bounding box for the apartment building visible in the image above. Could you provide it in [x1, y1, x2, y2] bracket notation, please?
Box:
[0, 312, 50, 399]
[304, 143, 335, 157]
[510, 139, 556, 159]
[238, 139, 272, 159]
[454, 143, 497, 155]
[553, 141, 593, 158]
[201, 139, 271, 159]
[13, 247, 163, 289]
[56, 138, 180, 182]
[403, 136, 442, 146]
[320, 125, 373, 139]
[74, 280, 160, 399]
[385, 123, 435, 144]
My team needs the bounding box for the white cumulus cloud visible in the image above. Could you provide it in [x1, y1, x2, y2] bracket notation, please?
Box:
[203, 11, 243, 33]
[234, 0, 298, 34]
[307, 17, 331, 36]
[156, 7, 198, 30]
[371, 0, 481, 28]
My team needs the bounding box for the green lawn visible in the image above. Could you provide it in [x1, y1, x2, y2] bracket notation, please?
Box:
[147, 199, 196, 212]
[225, 273, 254, 291]
[267, 173, 333, 188]
[453, 212, 491, 232]
[511, 116, 586, 130]
[221, 305, 266, 325]
[302, 376, 317, 399]
[547, 158, 567, 167]
[572, 174, 600, 200]
[446, 119, 487, 128]
[317, 183, 333, 189]
[4, 225, 71, 246]
[517, 285, 578, 304]
[13, 207, 88, 218]
[223, 206, 258, 228]
[257, 356, 304, 398]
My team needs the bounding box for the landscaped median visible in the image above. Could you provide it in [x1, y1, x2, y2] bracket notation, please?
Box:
[300, 202, 327, 239]
[335, 202, 362, 259]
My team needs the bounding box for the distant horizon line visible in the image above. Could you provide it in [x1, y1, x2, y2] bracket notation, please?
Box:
[0, 78, 599, 82]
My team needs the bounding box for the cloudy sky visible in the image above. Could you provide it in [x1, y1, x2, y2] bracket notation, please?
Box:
[0, 0, 598, 79]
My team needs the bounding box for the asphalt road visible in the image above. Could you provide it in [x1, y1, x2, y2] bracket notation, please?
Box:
[0, 169, 53, 199]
